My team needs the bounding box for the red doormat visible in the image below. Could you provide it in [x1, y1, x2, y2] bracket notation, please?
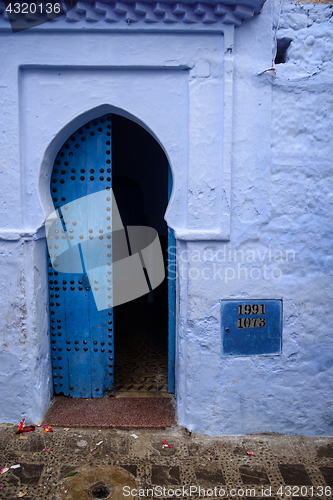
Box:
[43, 397, 176, 428]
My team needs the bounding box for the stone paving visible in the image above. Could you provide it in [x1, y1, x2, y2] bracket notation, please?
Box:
[0, 423, 333, 500]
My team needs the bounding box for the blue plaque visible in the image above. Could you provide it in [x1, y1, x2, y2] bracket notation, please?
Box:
[221, 300, 282, 356]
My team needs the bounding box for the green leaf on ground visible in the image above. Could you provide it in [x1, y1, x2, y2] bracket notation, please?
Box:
[64, 472, 78, 478]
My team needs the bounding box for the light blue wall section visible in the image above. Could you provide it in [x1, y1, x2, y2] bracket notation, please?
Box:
[0, 0, 332, 435]
[0, 236, 50, 423]
[175, 0, 333, 436]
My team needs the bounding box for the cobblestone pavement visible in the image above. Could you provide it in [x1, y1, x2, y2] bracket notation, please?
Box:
[0, 423, 333, 500]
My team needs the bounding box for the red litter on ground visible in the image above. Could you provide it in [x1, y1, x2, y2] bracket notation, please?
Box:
[16, 418, 25, 433]
[18, 426, 35, 433]
[162, 440, 172, 449]
[16, 418, 35, 434]
[246, 451, 254, 455]
[42, 426, 53, 433]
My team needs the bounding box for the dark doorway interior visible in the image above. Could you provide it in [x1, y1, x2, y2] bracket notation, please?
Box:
[112, 115, 170, 397]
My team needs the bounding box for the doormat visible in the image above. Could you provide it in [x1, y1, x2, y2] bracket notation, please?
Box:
[43, 396, 176, 428]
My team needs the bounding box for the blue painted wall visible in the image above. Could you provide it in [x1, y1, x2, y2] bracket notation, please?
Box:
[175, 0, 333, 436]
[0, 0, 332, 435]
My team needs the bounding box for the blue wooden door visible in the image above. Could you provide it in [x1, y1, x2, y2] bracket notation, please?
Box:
[48, 114, 114, 398]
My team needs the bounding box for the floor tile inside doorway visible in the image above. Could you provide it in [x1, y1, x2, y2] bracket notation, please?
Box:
[114, 281, 169, 398]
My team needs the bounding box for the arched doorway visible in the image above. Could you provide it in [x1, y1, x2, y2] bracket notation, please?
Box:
[112, 115, 172, 396]
[47, 113, 174, 398]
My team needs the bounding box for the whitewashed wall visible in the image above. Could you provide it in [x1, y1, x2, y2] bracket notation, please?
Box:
[0, 0, 332, 436]
[176, 0, 333, 435]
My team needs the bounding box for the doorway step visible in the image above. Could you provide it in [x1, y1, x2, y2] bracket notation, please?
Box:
[43, 396, 176, 428]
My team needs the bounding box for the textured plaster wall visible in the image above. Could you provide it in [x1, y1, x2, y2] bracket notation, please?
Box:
[176, 0, 333, 435]
[0, 236, 50, 423]
[0, 0, 332, 435]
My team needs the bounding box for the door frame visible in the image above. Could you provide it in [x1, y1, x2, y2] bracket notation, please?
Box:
[168, 165, 176, 394]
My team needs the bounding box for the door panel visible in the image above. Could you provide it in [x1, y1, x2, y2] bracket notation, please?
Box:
[48, 114, 114, 398]
[168, 165, 176, 394]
